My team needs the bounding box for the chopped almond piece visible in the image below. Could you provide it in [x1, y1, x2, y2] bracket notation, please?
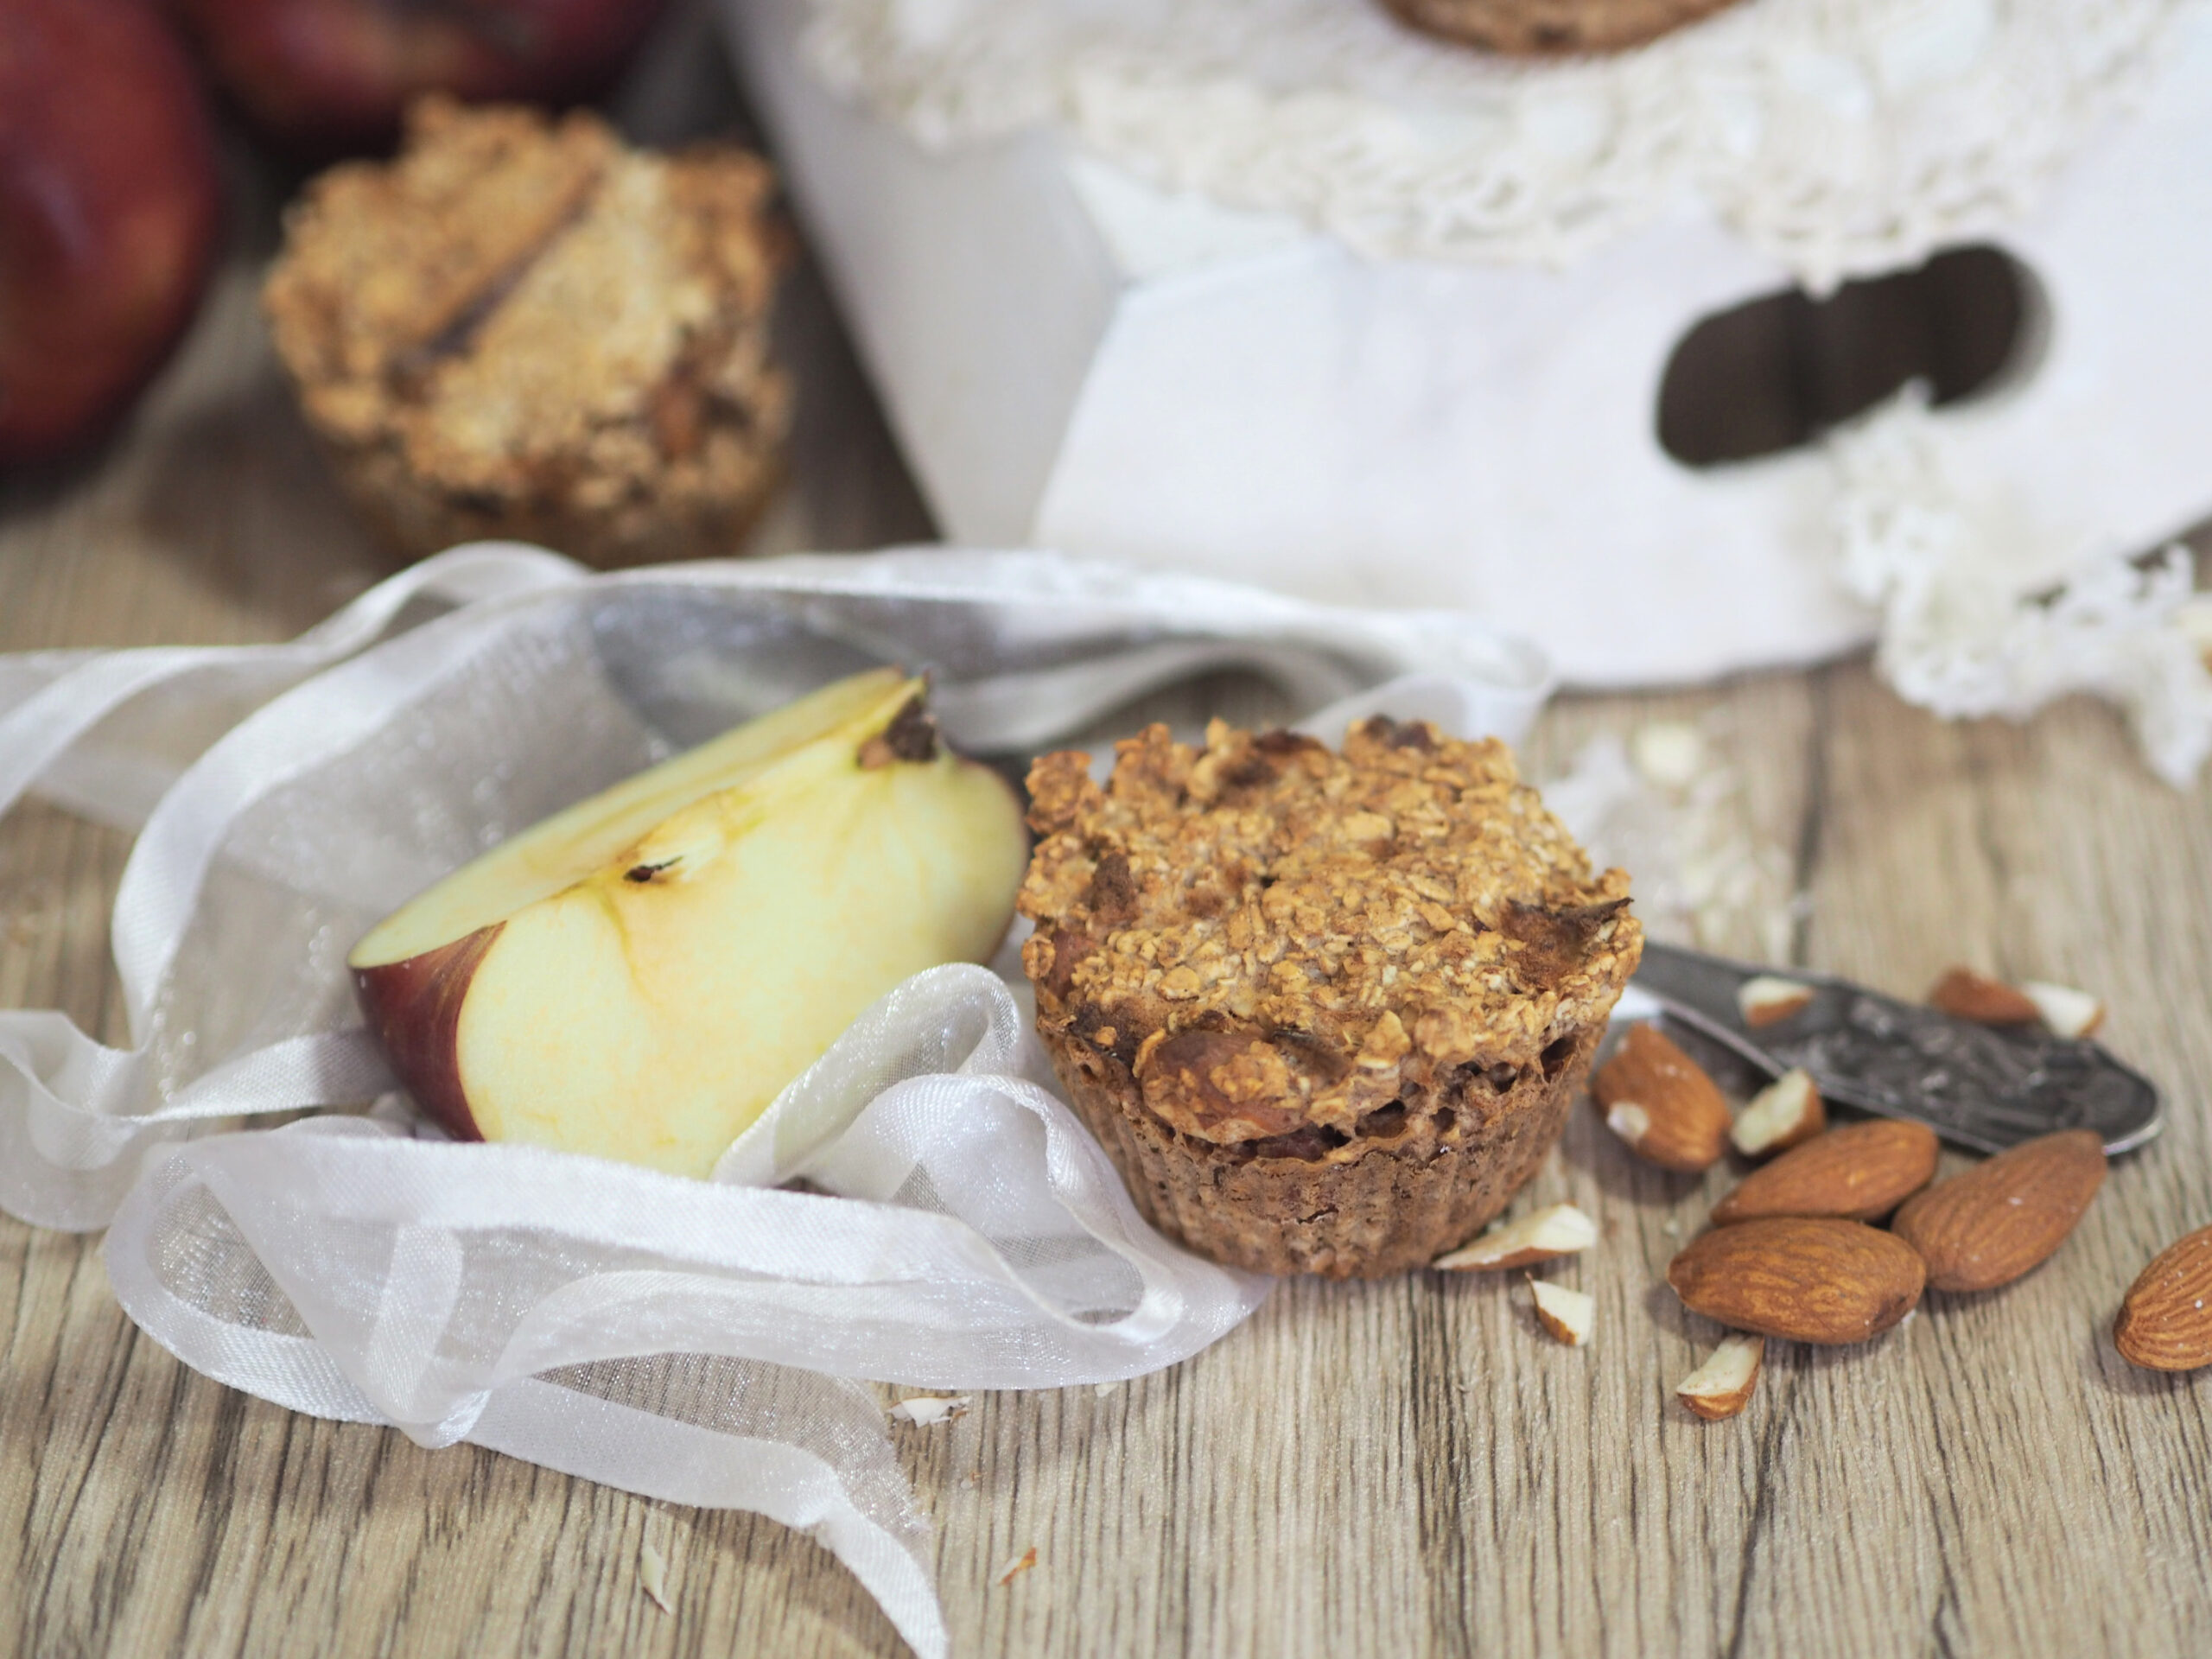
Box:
[888, 1395, 970, 1426]
[1737, 976, 1814, 1028]
[1930, 966, 2103, 1039]
[1529, 1278, 1594, 1345]
[1434, 1203, 1599, 1271]
[1676, 1335, 1764, 1420]
[1928, 966, 2039, 1026]
[2021, 980, 2105, 1039]
[639, 1541, 674, 1613]
[1592, 1024, 1731, 1173]
[1730, 1069, 1825, 1158]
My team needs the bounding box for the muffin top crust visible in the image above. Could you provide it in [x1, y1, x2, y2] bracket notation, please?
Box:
[1019, 716, 1641, 1147]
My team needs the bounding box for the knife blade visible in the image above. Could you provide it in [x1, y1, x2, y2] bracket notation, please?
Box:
[1624, 941, 2161, 1156]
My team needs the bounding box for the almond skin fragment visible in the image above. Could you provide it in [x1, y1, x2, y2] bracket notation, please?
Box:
[1668, 1217, 1925, 1344]
[1890, 1130, 2105, 1293]
[1737, 976, 1814, 1029]
[1434, 1203, 1599, 1271]
[2114, 1224, 2212, 1372]
[1730, 1068, 1825, 1158]
[1676, 1334, 1764, 1421]
[1928, 967, 2040, 1026]
[1710, 1118, 1938, 1225]
[1592, 1024, 1731, 1173]
[1529, 1278, 1594, 1345]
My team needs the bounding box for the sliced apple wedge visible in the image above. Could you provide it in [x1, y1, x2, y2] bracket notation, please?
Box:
[350, 668, 1027, 1177]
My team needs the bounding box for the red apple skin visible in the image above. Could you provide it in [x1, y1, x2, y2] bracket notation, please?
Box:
[0, 0, 222, 464]
[353, 925, 501, 1142]
[168, 0, 671, 156]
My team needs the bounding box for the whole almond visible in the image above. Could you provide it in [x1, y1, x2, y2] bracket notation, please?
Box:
[1592, 1024, 1730, 1173]
[1668, 1217, 1925, 1344]
[1890, 1129, 2105, 1292]
[2114, 1224, 2212, 1372]
[1929, 966, 2040, 1026]
[1709, 1118, 1939, 1225]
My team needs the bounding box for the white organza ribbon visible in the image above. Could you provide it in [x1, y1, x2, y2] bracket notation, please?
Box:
[104, 969, 1262, 1657]
[0, 544, 1552, 1657]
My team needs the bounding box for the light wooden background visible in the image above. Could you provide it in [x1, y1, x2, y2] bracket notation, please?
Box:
[4, 10, 2212, 1655]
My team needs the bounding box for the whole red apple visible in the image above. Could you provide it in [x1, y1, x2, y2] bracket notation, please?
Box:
[0, 0, 221, 464]
[170, 0, 671, 155]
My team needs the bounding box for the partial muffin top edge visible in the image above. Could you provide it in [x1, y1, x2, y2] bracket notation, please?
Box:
[1019, 715, 1642, 1147]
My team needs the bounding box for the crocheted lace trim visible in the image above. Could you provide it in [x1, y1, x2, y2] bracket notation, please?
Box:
[803, 0, 2188, 285]
[1831, 393, 2212, 785]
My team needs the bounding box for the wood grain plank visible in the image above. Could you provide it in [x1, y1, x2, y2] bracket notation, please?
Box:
[7, 8, 2212, 1651]
[1795, 670, 2212, 1658]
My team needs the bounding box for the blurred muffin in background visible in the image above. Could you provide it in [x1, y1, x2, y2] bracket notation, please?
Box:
[1376, 0, 1744, 54]
[265, 97, 790, 568]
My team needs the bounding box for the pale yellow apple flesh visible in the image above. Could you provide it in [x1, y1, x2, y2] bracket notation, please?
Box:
[350, 668, 1028, 1177]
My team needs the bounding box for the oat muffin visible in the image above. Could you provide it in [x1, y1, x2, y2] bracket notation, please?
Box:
[1376, 0, 1744, 54]
[1020, 716, 1642, 1278]
[264, 98, 789, 567]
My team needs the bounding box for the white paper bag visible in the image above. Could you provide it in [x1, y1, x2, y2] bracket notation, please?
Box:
[728, 0, 2212, 779]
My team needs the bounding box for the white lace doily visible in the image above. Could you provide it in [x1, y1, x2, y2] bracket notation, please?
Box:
[805, 0, 2187, 285]
[1829, 395, 2212, 785]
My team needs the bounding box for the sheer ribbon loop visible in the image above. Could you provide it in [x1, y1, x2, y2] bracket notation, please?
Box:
[4, 546, 1549, 1657]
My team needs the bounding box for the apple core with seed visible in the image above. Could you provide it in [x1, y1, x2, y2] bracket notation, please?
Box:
[349, 668, 1028, 1178]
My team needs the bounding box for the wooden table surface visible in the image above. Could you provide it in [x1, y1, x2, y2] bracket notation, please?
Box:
[5, 16, 2212, 1656]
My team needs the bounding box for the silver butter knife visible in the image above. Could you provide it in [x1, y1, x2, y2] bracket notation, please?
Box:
[1626, 942, 2162, 1156]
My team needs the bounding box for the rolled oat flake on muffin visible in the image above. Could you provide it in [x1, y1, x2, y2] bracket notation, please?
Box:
[1020, 715, 1642, 1278]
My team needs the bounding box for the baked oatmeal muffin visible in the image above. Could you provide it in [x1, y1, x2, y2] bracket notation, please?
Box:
[1376, 0, 1743, 54]
[264, 98, 789, 567]
[1020, 716, 1642, 1278]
